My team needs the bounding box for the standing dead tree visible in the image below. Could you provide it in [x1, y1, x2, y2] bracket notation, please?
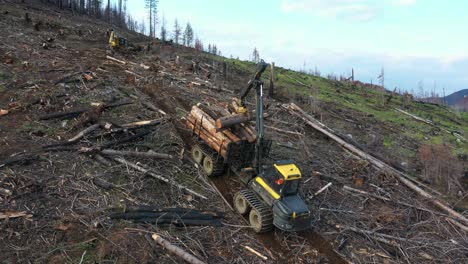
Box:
[269, 62, 275, 97]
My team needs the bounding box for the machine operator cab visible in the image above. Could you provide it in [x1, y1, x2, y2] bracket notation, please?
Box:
[108, 29, 128, 49]
[250, 160, 313, 231]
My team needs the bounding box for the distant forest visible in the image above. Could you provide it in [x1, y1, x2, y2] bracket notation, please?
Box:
[35, 0, 221, 55]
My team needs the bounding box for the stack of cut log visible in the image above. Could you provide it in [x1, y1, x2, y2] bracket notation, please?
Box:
[184, 100, 257, 159]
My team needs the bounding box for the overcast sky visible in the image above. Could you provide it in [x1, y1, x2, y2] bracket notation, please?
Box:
[127, 0, 468, 95]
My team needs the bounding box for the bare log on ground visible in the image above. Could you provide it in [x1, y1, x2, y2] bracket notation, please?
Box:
[0, 154, 39, 168]
[242, 245, 268, 260]
[395, 108, 467, 142]
[43, 121, 143, 149]
[140, 101, 166, 115]
[121, 119, 164, 129]
[284, 103, 468, 228]
[445, 217, 468, 233]
[395, 108, 433, 125]
[110, 207, 224, 226]
[101, 149, 174, 159]
[0, 211, 32, 220]
[102, 129, 153, 148]
[308, 182, 332, 200]
[106, 55, 127, 65]
[68, 123, 100, 142]
[151, 233, 206, 264]
[265, 125, 303, 136]
[38, 101, 132, 120]
[112, 157, 207, 200]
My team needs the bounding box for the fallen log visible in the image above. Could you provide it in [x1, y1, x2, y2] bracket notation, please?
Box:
[102, 129, 153, 148]
[93, 177, 114, 190]
[395, 108, 467, 142]
[242, 245, 268, 261]
[119, 206, 224, 216]
[0, 211, 33, 220]
[0, 154, 39, 168]
[445, 217, 468, 233]
[110, 208, 223, 226]
[285, 103, 468, 228]
[94, 154, 113, 166]
[139, 63, 150, 70]
[265, 125, 303, 136]
[38, 101, 132, 120]
[216, 113, 254, 130]
[106, 55, 127, 65]
[140, 101, 166, 115]
[114, 206, 223, 216]
[101, 149, 174, 159]
[68, 123, 100, 142]
[88, 122, 159, 140]
[308, 182, 332, 200]
[142, 218, 222, 226]
[395, 108, 433, 125]
[151, 234, 206, 264]
[121, 119, 163, 128]
[112, 157, 207, 200]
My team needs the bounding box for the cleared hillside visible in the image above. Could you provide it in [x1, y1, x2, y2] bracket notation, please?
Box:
[1, 2, 467, 264]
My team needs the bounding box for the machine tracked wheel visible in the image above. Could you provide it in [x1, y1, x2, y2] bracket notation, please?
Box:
[249, 204, 274, 233]
[236, 189, 273, 233]
[191, 145, 204, 164]
[234, 190, 252, 215]
[199, 144, 225, 177]
[202, 154, 225, 177]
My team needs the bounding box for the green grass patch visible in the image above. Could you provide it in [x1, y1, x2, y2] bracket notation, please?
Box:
[383, 136, 394, 148]
[207, 53, 467, 155]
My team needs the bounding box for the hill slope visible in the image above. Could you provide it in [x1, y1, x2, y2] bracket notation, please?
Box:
[0, 2, 467, 264]
[445, 89, 468, 106]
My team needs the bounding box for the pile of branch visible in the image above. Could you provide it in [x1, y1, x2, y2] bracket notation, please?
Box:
[111, 157, 207, 200]
[111, 206, 223, 226]
[184, 101, 256, 159]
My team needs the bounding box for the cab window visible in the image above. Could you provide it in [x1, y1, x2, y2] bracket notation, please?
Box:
[281, 180, 299, 196]
[263, 168, 282, 193]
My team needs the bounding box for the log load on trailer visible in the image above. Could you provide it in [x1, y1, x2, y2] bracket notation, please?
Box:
[185, 60, 312, 233]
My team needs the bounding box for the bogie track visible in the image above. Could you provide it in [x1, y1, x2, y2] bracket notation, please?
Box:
[235, 189, 273, 233]
[192, 143, 225, 177]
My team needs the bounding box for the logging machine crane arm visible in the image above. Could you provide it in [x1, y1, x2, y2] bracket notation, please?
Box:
[237, 60, 268, 114]
[234, 60, 312, 232]
[237, 60, 269, 174]
[188, 59, 313, 232]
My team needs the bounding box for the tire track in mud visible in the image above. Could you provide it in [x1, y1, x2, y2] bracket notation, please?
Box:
[148, 90, 347, 263]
